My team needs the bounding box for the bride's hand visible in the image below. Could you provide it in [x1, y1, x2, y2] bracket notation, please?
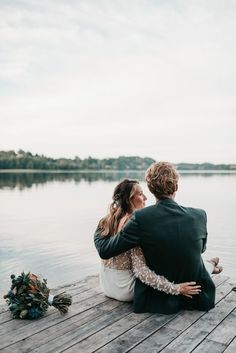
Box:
[178, 282, 201, 298]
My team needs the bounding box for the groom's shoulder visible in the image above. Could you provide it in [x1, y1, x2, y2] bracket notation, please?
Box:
[180, 204, 207, 219]
[134, 204, 157, 219]
[138, 204, 156, 213]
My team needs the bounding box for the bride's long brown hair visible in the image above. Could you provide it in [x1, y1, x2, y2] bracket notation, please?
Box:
[98, 179, 139, 237]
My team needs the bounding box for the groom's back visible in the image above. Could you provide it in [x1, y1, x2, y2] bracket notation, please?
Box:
[133, 198, 215, 314]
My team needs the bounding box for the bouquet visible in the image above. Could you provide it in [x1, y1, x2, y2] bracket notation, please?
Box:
[3, 272, 72, 319]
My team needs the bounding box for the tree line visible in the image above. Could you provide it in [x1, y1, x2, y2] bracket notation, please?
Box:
[0, 150, 235, 170]
[0, 150, 155, 170]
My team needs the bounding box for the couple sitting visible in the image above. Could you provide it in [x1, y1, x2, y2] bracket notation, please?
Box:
[94, 162, 222, 314]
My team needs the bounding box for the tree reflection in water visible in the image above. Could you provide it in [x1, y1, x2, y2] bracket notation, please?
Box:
[0, 171, 147, 190]
[0, 171, 234, 190]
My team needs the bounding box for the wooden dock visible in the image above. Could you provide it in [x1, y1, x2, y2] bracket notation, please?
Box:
[0, 274, 235, 353]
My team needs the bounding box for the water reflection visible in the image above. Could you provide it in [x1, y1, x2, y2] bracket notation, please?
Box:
[0, 171, 235, 296]
[0, 171, 145, 189]
[0, 170, 235, 190]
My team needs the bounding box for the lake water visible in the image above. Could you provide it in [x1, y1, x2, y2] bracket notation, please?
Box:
[0, 171, 235, 297]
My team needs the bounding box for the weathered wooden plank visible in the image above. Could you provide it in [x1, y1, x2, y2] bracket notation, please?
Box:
[223, 337, 236, 353]
[55, 275, 99, 293]
[191, 308, 236, 353]
[71, 285, 102, 303]
[215, 278, 234, 302]
[156, 290, 236, 353]
[0, 299, 125, 353]
[0, 292, 109, 350]
[128, 326, 180, 353]
[164, 279, 234, 332]
[212, 274, 230, 287]
[61, 311, 153, 353]
[128, 280, 235, 353]
[28, 303, 133, 353]
[0, 311, 14, 325]
[94, 313, 178, 353]
[0, 304, 8, 315]
[194, 341, 227, 353]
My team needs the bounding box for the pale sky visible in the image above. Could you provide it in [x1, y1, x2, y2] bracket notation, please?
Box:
[1, 0, 235, 163]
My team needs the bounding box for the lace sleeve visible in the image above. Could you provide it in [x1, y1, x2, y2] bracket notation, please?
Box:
[130, 247, 180, 295]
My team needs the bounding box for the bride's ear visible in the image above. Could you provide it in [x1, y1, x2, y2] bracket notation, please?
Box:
[175, 183, 178, 192]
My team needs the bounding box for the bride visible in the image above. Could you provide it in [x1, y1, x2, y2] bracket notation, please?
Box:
[97, 179, 221, 302]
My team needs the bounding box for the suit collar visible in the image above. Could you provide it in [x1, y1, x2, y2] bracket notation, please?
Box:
[156, 197, 178, 206]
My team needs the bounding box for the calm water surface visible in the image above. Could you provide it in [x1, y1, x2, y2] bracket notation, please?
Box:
[0, 171, 235, 297]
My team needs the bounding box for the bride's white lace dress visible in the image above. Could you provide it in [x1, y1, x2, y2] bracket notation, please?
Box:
[100, 246, 180, 302]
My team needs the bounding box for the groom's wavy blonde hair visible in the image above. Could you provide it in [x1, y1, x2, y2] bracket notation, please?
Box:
[145, 162, 179, 199]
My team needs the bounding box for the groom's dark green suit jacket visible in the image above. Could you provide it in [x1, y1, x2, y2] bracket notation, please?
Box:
[94, 198, 215, 314]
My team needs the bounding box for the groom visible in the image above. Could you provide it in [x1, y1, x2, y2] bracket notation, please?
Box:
[94, 162, 215, 314]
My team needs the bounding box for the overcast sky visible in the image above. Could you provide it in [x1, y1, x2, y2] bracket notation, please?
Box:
[0, 0, 235, 163]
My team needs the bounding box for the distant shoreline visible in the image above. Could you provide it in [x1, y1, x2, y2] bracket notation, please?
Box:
[0, 151, 235, 171]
